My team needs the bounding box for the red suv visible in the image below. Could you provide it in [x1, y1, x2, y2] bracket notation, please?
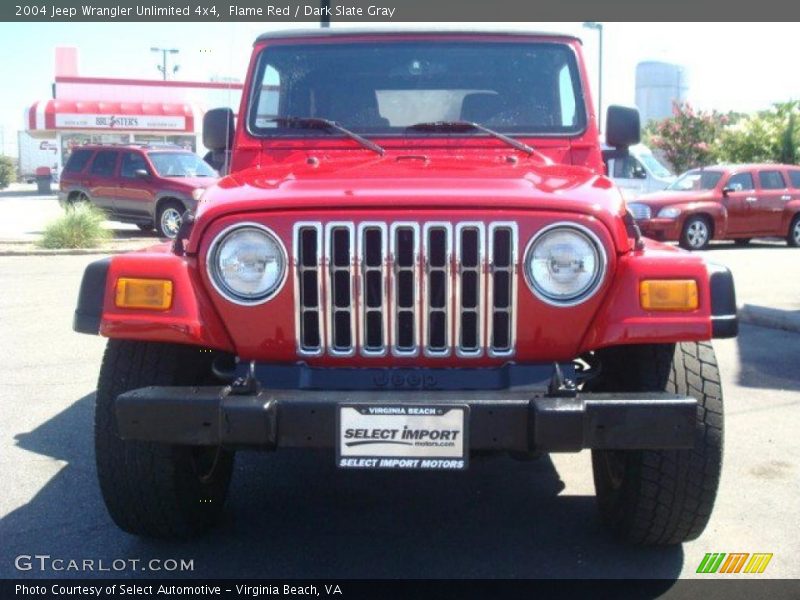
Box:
[628, 164, 800, 250]
[59, 144, 218, 238]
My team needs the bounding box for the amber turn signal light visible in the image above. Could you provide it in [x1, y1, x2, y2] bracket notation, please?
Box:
[115, 278, 173, 310]
[640, 279, 698, 311]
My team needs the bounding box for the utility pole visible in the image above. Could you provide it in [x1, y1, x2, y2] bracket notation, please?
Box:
[320, 0, 330, 27]
[151, 47, 180, 80]
[582, 22, 604, 132]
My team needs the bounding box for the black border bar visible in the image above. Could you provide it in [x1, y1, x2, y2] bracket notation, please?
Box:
[4, 0, 800, 22]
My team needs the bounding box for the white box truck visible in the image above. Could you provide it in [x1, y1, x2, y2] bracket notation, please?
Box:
[18, 131, 60, 183]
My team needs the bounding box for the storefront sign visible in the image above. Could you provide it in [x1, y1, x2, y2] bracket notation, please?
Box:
[54, 114, 187, 131]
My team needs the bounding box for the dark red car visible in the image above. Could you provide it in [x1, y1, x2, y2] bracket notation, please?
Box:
[59, 144, 218, 238]
[73, 30, 737, 545]
[628, 164, 800, 250]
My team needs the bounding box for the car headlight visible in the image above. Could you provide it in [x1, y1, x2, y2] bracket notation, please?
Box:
[207, 224, 287, 305]
[192, 188, 206, 201]
[524, 223, 606, 306]
[658, 207, 681, 219]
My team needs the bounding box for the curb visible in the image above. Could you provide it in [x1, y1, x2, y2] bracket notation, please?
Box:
[738, 304, 800, 334]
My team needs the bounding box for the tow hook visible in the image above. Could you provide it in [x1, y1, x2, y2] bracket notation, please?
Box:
[228, 360, 260, 396]
[548, 362, 577, 397]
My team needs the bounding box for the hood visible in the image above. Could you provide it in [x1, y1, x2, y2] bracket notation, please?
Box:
[163, 176, 218, 190]
[634, 189, 715, 208]
[189, 152, 632, 254]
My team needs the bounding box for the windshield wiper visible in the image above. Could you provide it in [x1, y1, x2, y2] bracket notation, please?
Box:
[405, 120, 541, 157]
[269, 116, 385, 156]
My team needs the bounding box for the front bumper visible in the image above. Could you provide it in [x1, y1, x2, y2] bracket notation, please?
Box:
[637, 217, 682, 241]
[116, 385, 697, 453]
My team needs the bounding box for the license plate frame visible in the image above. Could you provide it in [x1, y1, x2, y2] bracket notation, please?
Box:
[336, 404, 469, 470]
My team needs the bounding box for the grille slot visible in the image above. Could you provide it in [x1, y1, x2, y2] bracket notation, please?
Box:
[294, 220, 516, 359]
[390, 223, 420, 356]
[325, 223, 355, 356]
[423, 223, 453, 356]
[358, 223, 388, 356]
[294, 223, 323, 356]
[487, 223, 518, 357]
[455, 223, 485, 357]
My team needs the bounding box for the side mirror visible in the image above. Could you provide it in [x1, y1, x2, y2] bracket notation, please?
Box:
[605, 105, 641, 149]
[203, 107, 235, 151]
[134, 169, 150, 179]
[721, 186, 734, 197]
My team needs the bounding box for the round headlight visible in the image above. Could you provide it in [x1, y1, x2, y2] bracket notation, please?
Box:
[207, 224, 287, 305]
[524, 224, 606, 306]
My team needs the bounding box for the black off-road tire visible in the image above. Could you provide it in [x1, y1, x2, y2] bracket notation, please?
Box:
[589, 342, 723, 545]
[95, 339, 234, 539]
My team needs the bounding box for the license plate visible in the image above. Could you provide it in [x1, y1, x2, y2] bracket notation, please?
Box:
[337, 404, 468, 470]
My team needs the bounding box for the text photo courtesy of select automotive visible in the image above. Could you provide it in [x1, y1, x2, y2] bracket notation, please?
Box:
[0, 18, 799, 587]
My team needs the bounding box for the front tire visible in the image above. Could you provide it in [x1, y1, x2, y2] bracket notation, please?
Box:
[788, 214, 800, 247]
[589, 342, 723, 545]
[156, 200, 185, 239]
[95, 340, 234, 539]
[679, 216, 711, 250]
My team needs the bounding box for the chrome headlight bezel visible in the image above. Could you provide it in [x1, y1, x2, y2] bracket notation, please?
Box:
[206, 222, 288, 306]
[523, 222, 607, 307]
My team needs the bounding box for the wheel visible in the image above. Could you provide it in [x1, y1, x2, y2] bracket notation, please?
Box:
[733, 238, 751, 246]
[68, 191, 90, 208]
[136, 223, 154, 233]
[788, 214, 800, 247]
[588, 342, 723, 545]
[679, 216, 711, 250]
[95, 340, 234, 539]
[156, 200, 185, 239]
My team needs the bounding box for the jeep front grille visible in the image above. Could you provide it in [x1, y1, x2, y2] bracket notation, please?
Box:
[293, 221, 517, 358]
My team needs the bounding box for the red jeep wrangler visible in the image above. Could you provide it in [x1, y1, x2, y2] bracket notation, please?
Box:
[74, 30, 737, 544]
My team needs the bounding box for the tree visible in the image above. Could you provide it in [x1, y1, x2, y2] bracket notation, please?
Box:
[715, 101, 799, 165]
[642, 102, 727, 174]
[0, 156, 16, 189]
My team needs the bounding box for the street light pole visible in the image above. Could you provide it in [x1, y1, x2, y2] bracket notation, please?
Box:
[151, 47, 180, 81]
[582, 22, 604, 133]
[320, 0, 330, 27]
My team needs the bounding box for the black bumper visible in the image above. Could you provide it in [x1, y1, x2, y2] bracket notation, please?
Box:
[709, 263, 738, 339]
[116, 386, 697, 452]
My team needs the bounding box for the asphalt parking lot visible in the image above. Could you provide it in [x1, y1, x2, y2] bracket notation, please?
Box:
[0, 198, 798, 581]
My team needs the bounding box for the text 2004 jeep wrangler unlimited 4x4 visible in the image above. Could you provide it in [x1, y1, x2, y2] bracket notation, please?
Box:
[74, 30, 737, 544]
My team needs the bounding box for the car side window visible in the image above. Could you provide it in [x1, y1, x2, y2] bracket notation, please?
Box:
[613, 156, 646, 179]
[63, 149, 93, 174]
[89, 151, 119, 177]
[787, 170, 800, 189]
[120, 152, 150, 178]
[758, 170, 786, 190]
[726, 172, 754, 192]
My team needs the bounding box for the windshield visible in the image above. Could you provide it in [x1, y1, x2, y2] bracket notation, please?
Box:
[249, 41, 586, 137]
[148, 152, 217, 178]
[667, 169, 723, 191]
[638, 153, 672, 178]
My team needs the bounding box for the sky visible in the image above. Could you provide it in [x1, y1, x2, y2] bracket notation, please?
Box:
[1, 21, 799, 157]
